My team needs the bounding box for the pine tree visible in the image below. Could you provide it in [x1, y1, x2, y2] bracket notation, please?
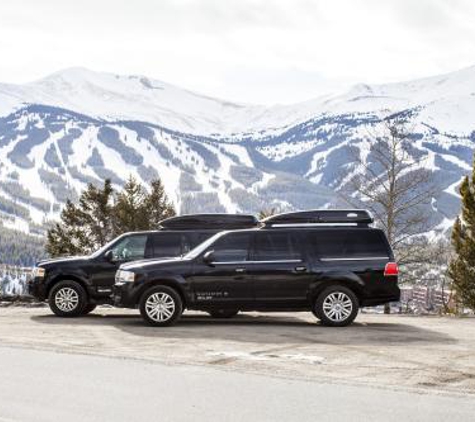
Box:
[146, 178, 176, 228]
[113, 176, 149, 234]
[448, 164, 475, 312]
[46, 180, 115, 256]
[46, 176, 176, 257]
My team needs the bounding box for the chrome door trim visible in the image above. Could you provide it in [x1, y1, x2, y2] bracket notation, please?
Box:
[320, 257, 389, 262]
[212, 259, 303, 265]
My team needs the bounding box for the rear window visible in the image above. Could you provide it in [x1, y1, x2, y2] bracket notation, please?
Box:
[148, 233, 184, 258]
[308, 230, 389, 259]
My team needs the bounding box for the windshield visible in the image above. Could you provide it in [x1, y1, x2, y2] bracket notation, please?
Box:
[183, 231, 228, 260]
[90, 235, 124, 259]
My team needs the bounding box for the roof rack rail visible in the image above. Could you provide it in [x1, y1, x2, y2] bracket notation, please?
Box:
[262, 209, 373, 227]
[159, 213, 260, 230]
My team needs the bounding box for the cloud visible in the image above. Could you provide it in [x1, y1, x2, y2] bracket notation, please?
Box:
[0, 0, 474, 104]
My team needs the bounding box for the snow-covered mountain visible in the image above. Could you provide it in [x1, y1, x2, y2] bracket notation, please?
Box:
[1, 66, 474, 236]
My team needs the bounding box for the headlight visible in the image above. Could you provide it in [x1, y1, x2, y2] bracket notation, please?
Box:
[33, 267, 45, 278]
[115, 270, 136, 284]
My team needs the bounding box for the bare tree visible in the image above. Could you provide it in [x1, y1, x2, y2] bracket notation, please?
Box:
[343, 113, 437, 312]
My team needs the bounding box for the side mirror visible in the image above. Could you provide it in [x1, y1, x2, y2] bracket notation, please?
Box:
[203, 250, 215, 266]
[104, 250, 114, 262]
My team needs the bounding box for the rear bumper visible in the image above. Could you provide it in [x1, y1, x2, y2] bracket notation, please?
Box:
[360, 287, 401, 307]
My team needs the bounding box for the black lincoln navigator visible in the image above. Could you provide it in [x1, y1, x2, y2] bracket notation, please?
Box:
[113, 210, 400, 327]
[28, 214, 259, 317]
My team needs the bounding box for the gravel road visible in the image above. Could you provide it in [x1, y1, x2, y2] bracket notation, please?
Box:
[0, 307, 474, 396]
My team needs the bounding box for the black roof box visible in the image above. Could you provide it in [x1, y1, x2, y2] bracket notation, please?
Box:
[262, 209, 373, 226]
[159, 214, 260, 230]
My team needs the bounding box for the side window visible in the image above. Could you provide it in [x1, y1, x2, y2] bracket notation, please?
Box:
[345, 231, 390, 258]
[110, 235, 148, 262]
[309, 230, 389, 259]
[208, 233, 251, 262]
[251, 232, 302, 261]
[186, 232, 215, 254]
[150, 233, 184, 258]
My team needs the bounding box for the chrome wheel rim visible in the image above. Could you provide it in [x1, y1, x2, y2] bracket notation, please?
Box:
[322, 292, 353, 322]
[145, 292, 176, 322]
[55, 287, 79, 312]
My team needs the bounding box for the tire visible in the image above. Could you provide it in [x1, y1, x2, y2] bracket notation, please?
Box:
[139, 285, 183, 327]
[314, 285, 359, 327]
[48, 280, 88, 318]
[208, 309, 239, 319]
[81, 304, 97, 315]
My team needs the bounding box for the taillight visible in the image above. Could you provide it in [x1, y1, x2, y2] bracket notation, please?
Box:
[384, 262, 399, 277]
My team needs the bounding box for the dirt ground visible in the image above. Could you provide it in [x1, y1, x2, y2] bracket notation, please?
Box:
[1, 306, 474, 396]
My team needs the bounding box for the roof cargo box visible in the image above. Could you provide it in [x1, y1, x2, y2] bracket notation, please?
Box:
[262, 209, 373, 227]
[159, 214, 260, 230]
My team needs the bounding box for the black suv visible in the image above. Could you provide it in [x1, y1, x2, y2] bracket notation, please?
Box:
[113, 210, 400, 327]
[28, 214, 259, 317]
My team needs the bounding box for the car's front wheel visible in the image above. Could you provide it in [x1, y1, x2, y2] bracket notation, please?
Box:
[48, 281, 87, 317]
[314, 285, 359, 327]
[139, 286, 183, 327]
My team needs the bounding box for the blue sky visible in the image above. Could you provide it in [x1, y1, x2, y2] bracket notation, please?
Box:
[1, 0, 474, 104]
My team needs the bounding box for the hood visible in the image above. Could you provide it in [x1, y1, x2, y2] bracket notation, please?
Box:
[120, 257, 185, 272]
[37, 255, 90, 267]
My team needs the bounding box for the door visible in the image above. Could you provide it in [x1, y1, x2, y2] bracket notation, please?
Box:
[250, 231, 311, 306]
[190, 232, 254, 306]
[92, 234, 149, 295]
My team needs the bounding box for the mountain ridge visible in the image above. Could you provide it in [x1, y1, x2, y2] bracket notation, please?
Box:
[0, 65, 474, 239]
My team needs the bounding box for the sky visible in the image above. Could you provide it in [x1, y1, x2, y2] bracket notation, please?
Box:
[0, 0, 475, 105]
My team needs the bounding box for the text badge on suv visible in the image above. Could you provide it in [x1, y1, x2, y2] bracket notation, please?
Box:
[28, 214, 259, 318]
[113, 209, 400, 327]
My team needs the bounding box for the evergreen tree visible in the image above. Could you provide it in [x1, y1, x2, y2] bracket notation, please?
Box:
[113, 176, 149, 235]
[146, 179, 176, 228]
[448, 162, 475, 312]
[46, 180, 115, 256]
[46, 176, 176, 257]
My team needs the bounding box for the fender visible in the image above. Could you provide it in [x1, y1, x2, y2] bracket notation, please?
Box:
[45, 267, 92, 297]
[134, 272, 190, 306]
[307, 270, 365, 301]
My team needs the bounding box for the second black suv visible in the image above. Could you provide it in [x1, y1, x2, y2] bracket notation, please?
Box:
[28, 214, 259, 317]
[113, 210, 400, 327]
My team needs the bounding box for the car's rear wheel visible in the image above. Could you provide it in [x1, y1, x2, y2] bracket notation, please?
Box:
[208, 309, 239, 319]
[48, 281, 87, 317]
[139, 285, 183, 326]
[314, 285, 359, 327]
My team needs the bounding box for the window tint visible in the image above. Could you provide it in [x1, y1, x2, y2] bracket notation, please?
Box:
[149, 233, 184, 258]
[183, 232, 214, 255]
[251, 232, 301, 261]
[189, 232, 216, 252]
[209, 232, 251, 262]
[110, 235, 148, 261]
[309, 230, 389, 259]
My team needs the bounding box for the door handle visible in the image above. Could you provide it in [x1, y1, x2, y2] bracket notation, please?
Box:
[294, 266, 307, 272]
[235, 268, 246, 273]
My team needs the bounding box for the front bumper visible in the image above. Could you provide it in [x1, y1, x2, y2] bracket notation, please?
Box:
[112, 283, 140, 308]
[27, 277, 47, 301]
